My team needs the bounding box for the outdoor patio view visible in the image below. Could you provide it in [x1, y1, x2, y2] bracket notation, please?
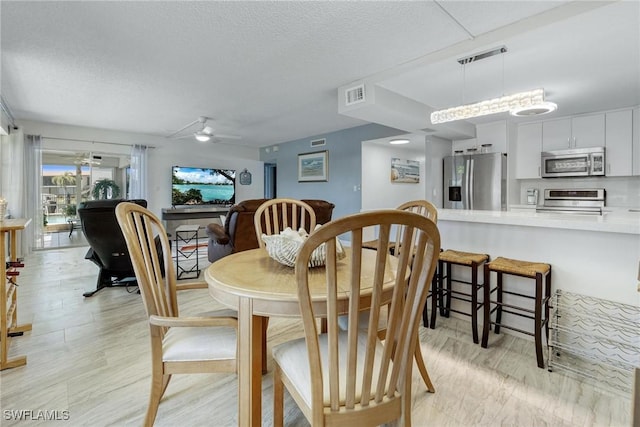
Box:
[38, 151, 130, 249]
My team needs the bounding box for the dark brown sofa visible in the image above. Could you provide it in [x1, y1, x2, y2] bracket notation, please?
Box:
[206, 198, 335, 263]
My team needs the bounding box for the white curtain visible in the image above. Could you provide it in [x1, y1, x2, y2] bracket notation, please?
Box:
[0, 130, 40, 255]
[24, 135, 42, 253]
[129, 144, 148, 200]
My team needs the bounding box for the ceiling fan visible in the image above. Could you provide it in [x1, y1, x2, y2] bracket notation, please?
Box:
[167, 116, 241, 143]
[73, 153, 101, 166]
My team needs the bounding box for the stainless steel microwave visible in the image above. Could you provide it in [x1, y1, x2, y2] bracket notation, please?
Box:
[541, 147, 605, 178]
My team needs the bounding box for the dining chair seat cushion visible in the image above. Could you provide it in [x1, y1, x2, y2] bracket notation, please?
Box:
[337, 310, 386, 331]
[273, 330, 392, 407]
[162, 326, 237, 362]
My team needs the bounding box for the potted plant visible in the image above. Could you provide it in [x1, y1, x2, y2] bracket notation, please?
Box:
[63, 204, 77, 218]
[92, 179, 121, 200]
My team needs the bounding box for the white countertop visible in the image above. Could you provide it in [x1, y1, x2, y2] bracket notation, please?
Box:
[439, 208, 640, 235]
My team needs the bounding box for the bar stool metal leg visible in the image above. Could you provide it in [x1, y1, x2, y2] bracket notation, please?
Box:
[470, 261, 479, 344]
[430, 260, 443, 329]
[545, 270, 552, 341]
[534, 272, 544, 368]
[495, 271, 503, 334]
[482, 264, 491, 348]
[443, 261, 452, 317]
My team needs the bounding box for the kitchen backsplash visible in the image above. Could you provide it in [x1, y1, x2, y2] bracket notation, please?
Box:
[518, 176, 640, 207]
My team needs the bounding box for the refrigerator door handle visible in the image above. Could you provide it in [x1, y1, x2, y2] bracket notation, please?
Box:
[468, 159, 474, 210]
[463, 159, 469, 209]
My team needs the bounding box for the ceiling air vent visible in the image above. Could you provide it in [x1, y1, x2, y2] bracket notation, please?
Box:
[310, 138, 326, 147]
[345, 84, 365, 106]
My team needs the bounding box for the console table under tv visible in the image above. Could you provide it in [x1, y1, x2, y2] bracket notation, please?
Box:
[161, 206, 229, 238]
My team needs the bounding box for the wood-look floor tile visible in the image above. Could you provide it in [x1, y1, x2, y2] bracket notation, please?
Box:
[0, 246, 631, 426]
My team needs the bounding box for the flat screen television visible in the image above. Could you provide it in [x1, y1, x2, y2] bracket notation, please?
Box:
[171, 166, 235, 206]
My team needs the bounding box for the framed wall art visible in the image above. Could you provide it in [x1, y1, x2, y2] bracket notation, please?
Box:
[390, 158, 420, 183]
[298, 150, 328, 182]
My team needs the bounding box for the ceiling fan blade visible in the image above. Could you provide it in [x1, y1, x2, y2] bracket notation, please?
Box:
[165, 118, 200, 138]
[214, 134, 241, 140]
[174, 134, 195, 140]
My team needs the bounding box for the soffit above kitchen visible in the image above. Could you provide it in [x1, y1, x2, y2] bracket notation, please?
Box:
[340, 1, 640, 138]
[1, 1, 638, 148]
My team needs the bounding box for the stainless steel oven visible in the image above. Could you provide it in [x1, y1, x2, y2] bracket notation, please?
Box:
[536, 188, 605, 215]
[541, 147, 605, 178]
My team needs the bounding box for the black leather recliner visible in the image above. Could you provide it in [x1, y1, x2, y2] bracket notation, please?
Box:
[78, 199, 148, 297]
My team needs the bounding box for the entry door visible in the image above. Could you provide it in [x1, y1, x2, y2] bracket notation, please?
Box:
[264, 163, 276, 199]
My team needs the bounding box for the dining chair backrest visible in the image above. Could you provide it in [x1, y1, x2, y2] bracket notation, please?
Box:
[295, 210, 440, 425]
[115, 202, 179, 325]
[116, 201, 238, 427]
[254, 198, 317, 248]
[397, 199, 438, 223]
[387, 199, 438, 259]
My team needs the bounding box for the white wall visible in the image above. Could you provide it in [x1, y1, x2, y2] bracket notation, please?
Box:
[361, 134, 452, 212]
[19, 120, 264, 216]
[361, 138, 427, 211]
[425, 135, 451, 208]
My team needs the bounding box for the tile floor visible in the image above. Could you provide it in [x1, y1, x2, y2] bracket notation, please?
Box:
[0, 246, 632, 426]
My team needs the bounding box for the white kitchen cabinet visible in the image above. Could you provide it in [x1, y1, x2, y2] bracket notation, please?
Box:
[476, 121, 507, 153]
[542, 118, 571, 150]
[542, 114, 605, 151]
[452, 121, 508, 154]
[451, 138, 477, 154]
[633, 108, 640, 176]
[572, 114, 605, 148]
[516, 122, 542, 179]
[605, 109, 633, 176]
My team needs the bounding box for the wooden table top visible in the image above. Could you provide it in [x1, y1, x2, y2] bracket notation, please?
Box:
[0, 218, 31, 232]
[205, 247, 401, 317]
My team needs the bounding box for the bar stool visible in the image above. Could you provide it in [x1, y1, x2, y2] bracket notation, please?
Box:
[481, 257, 552, 368]
[429, 249, 489, 344]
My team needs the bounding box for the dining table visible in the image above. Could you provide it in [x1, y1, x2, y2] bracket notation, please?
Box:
[205, 246, 404, 427]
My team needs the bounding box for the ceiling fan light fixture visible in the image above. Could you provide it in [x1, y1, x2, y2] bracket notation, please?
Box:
[194, 132, 211, 142]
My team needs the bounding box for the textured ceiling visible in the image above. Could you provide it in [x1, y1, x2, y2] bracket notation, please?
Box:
[1, 1, 638, 148]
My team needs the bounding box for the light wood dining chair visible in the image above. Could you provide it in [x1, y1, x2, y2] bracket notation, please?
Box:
[115, 202, 238, 427]
[391, 200, 437, 392]
[359, 199, 438, 393]
[272, 210, 440, 426]
[253, 198, 318, 368]
[254, 198, 317, 247]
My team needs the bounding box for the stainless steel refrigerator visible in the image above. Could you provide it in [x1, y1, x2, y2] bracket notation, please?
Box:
[443, 152, 507, 211]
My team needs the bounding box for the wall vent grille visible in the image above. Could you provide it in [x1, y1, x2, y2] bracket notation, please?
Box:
[310, 138, 326, 147]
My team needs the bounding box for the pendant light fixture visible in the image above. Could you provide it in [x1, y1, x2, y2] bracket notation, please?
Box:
[430, 46, 557, 124]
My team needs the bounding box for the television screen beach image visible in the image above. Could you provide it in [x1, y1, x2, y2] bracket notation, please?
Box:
[171, 166, 235, 206]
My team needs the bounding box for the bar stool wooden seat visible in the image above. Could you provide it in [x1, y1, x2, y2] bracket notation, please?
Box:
[429, 249, 489, 343]
[481, 256, 552, 368]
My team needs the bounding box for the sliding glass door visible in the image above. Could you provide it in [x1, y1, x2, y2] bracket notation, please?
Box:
[37, 149, 130, 250]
